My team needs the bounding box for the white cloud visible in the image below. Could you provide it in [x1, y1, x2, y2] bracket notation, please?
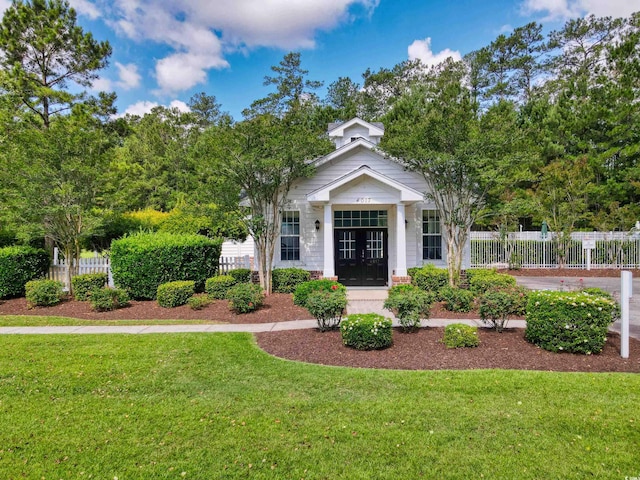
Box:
[91, 76, 113, 91]
[522, 0, 640, 19]
[105, 0, 379, 93]
[115, 62, 141, 90]
[69, 0, 101, 19]
[0, 0, 11, 15]
[119, 99, 191, 117]
[408, 37, 462, 67]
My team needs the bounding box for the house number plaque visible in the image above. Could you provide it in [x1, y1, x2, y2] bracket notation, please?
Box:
[356, 197, 372, 203]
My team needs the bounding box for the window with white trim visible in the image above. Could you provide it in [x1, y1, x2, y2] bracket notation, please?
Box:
[281, 211, 300, 261]
[422, 210, 442, 260]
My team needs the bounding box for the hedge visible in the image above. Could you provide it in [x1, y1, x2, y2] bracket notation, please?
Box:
[0, 246, 49, 299]
[110, 232, 221, 300]
[272, 268, 311, 293]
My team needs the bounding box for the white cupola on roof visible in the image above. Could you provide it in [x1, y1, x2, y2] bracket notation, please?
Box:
[327, 117, 385, 149]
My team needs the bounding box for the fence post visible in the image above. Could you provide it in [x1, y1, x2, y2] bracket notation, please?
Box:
[620, 270, 632, 359]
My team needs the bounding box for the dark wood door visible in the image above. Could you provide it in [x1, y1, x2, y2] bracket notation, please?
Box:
[335, 229, 388, 286]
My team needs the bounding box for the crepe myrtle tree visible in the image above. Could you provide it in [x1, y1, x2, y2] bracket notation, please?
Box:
[383, 59, 520, 286]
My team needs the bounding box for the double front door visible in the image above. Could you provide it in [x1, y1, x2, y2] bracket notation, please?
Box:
[335, 229, 388, 286]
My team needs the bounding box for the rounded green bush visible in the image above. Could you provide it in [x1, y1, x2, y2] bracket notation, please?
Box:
[157, 280, 196, 308]
[293, 279, 346, 308]
[227, 283, 264, 314]
[341, 314, 393, 350]
[272, 268, 311, 293]
[467, 269, 516, 294]
[227, 268, 251, 284]
[305, 289, 347, 331]
[206, 275, 237, 299]
[25, 279, 64, 308]
[443, 323, 480, 348]
[90, 287, 130, 312]
[409, 264, 448, 297]
[0, 246, 49, 299]
[440, 286, 475, 313]
[110, 232, 221, 300]
[525, 290, 618, 354]
[187, 294, 211, 310]
[383, 284, 434, 331]
[71, 273, 108, 301]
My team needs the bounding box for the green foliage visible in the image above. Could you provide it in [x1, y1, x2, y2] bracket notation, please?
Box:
[227, 268, 252, 284]
[440, 286, 475, 313]
[157, 281, 196, 308]
[0, 246, 49, 299]
[187, 294, 212, 311]
[341, 314, 393, 350]
[272, 268, 311, 293]
[89, 287, 129, 312]
[25, 279, 64, 308]
[293, 279, 346, 307]
[410, 264, 449, 296]
[205, 275, 237, 300]
[71, 273, 107, 301]
[443, 323, 480, 348]
[305, 289, 347, 332]
[478, 290, 520, 332]
[110, 232, 221, 300]
[227, 283, 265, 314]
[467, 269, 516, 294]
[525, 291, 619, 354]
[383, 284, 434, 331]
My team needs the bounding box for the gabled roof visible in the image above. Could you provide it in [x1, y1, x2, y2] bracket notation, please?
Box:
[306, 165, 424, 204]
[327, 117, 384, 138]
[310, 137, 404, 169]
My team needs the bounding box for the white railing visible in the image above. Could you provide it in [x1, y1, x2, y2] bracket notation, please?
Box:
[48, 252, 253, 290]
[471, 231, 640, 269]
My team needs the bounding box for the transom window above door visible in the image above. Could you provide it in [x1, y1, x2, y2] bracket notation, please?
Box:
[334, 210, 388, 228]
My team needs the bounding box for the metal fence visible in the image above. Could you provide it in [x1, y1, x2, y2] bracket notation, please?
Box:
[471, 231, 640, 269]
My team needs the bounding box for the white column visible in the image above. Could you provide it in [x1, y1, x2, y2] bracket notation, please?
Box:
[323, 204, 334, 278]
[396, 203, 407, 276]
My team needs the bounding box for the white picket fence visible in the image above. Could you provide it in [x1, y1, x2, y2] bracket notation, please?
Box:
[48, 251, 253, 290]
[471, 231, 640, 269]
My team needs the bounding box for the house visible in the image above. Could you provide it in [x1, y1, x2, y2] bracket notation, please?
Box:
[272, 117, 470, 286]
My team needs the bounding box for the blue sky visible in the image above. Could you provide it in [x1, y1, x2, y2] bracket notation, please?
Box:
[2, 0, 639, 119]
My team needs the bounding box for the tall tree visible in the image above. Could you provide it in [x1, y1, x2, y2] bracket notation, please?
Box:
[0, 109, 113, 290]
[383, 60, 522, 285]
[0, 0, 112, 129]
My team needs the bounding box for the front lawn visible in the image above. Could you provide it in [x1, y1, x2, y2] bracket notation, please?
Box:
[1, 333, 639, 479]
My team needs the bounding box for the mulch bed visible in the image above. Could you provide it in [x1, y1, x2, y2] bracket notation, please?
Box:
[1, 276, 638, 372]
[0, 294, 310, 323]
[256, 328, 640, 373]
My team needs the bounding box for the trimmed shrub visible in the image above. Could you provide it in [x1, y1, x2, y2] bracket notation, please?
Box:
[499, 285, 530, 316]
[90, 287, 130, 312]
[467, 269, 516, 294]
[25, 279, 64, 308]
[71, 273, 108, 301]
[187, 294, 211, 310]
[305, 289, 348, 331]
[293, 279, 346, 308]
[443, 323, 480, 348]
[525, 291, 619, 354]
[383, 284, 434, 331]
[410, 264, 448, 297]
[227, 268, 251, 284]
[341, 314, 393, 350]
[205, 275, 237, 299]
[272, 268, 311, 293]
[227, 283, 264, 314]
[440, 286, 475, 313]
[478, 289, 522, 332]
[157, 280, 195, 308]
[0, 246, 49, 299]
[111, 232, 222, 300]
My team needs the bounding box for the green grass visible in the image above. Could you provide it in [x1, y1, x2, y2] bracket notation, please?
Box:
[0, 315, 221, 326]
[1, 333, 639, 479]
